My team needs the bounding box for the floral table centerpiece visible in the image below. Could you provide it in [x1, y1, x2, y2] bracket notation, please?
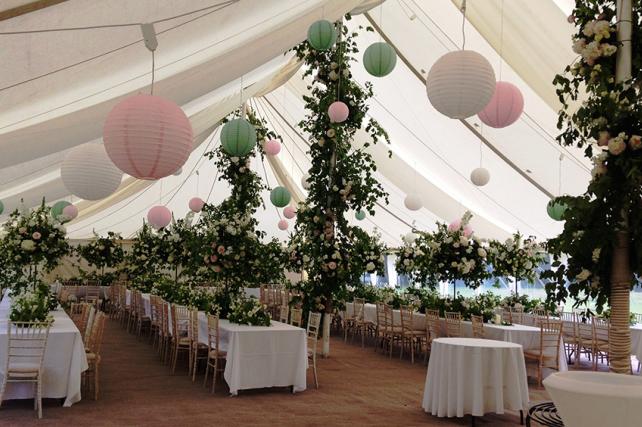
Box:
[227, 296, 271, 327]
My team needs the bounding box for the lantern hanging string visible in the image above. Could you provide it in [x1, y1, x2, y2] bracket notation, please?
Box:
[460, 0, 467, 50]
[558, 153, 564, 197]
[499, 0, 505, 80]
[150, 49, 156, 95]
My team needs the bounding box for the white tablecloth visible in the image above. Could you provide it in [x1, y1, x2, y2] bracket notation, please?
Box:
[544, 371, 642, 427]
[423, 337, 529, 417]
[629, 324, 642, 361]
[197, 315, 307, 395]
[0, 303, 88, 406]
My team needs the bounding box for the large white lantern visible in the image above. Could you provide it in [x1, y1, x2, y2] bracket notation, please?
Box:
[470, 167, 491, 186]
[61, 143, 123, 200]
[426, 50, 496, 119]
[404, 193, 423, 211]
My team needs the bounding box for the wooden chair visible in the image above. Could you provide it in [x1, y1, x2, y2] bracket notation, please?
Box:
[83, 311, 106, 400]
[134, 291, 151, 339]
[70, 302, 91, 334]
[160, 300, 171, 363]
[501, 308, 512, 324]
[374, 302, 391, 354]
[400, 305, 425, 364]
[85, 286, 102, 310]
[560, 312, 580, 364]
[170, 304, 192, 374]
[444, 312, 462, 337]
[279, 304, 289, 324]
[471, 315, 484, 338]
[290, 308, 303, 327]
[203, 314, 226, 393]
[591, 318, 610, 370]
[424, 309, 441, 362]
[149, 295, 162, 347]
[385, 304, 404, 358]
[510, 306, 524, 324]
[353, 298, 376, 347]
[307, 312, 322, 389]
[524, 320, 563, 386]
[576, 317, 595, 365]
[0, 321, 52, 418]
[189, 309, 209, 382]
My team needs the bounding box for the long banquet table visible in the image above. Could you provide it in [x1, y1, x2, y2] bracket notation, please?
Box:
[0, 292, 88, 406]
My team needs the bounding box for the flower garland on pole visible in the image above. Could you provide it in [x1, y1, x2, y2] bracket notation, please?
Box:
[76, 231, 125, 284]
[544, 0, 639, 373]
[288, 16, 391, 355]
[488, 232, 545, 296]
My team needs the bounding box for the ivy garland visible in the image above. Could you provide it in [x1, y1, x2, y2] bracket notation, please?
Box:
[544, 0, 642, 312]
[287, 16, 391, 314]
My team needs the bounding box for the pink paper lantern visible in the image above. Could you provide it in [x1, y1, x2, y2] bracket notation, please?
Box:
[477, 81, 524, 128]
[148, 205, 172, 229]
[283, 206, 296, 219]
[189, 197, 205, 213]
[448, 219, 462, 232]
[328, 101, 349, 123]
[62, 204, 78, 221]
[103, 94, 193, 180]
[278, 219, 289, 230]
[264, 139, 281, 156]
[463, 225, 473, 237]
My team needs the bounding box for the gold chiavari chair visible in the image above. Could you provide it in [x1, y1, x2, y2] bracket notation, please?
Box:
[118, 285, 129, 326]
[134, 291, 151, 339]
[149, 295, 162, 347]
[559, 312, 580, 364]
[0, 321, 52, 418]
[471, 315, 485, 338]
[170, 304, 192, 374]
[107, 283, 119, 318]
[374, 302, 390, 353]
[85, 286, 102, 310]
[592, 318, 610, 370]
[385, 304, 404, 358]
[203, 314, 226, 393]
[400, 305, 424, 364]
[424, 309, 441, 362]
[160, 300, 171, 363]
[510, 306, 524, 324]
[83, 311, 106, 400]
[354, 298, 376, 347]
[127, 289, 138, 333]
[634, 313, 642, 325]
[259, 284, 267, 305]
[307, 312, 322, 389]
[445, 312, 462, 337]
[576, 317, 594, 365]
[190, 309, 209, 382]
[70, 302, 91, 334]
[501, 308, 512, 324]
[290, 308, 303, 327]
[279, 304, 289, 324]
[524, 320, 563, 386]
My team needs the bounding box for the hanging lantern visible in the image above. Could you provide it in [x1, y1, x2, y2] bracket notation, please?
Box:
[103, 94, 193, 180]
[478, 81, 524, 128]
[547, 199, 567, 221]
[403, 232, 418, 244]
[404, 193, 423, 211]
[301, 173, 311, 190]
[189, 197, 205, 213]
[0, 200, 4, 215]
[355, 210, 366, 221]
[61, 143, 123, 201]
[221, 118, 257, 157]
[173, 167, 183, 176]
[363, 42, 397, 77]
[328, 101, 349, 123]
[426, 50, 496, 119]
[270, 186, 291, 207]
[148, 205, 172, 229]
[307, 20, 337, 51]
[51, 201, 71, 219]
[278, 219, 289, 231]
[61, 204, 78, 221]
[470, 167, 490, 186]
[283, 206, 296, 219]
[264, 139, 281, 156]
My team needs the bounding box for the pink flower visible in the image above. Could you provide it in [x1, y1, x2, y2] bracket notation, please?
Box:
[217, 245, 225, 255]
[213, 265, 222, 273]
[608, 136, 626, 155]
[567, 14, 575, 23]
[18, 227, 27, 234]
[328, 261, 337, 270]
[629, 135, 642, 150]
[203, 255, 210, 264]
[32, 232, 41, 240]
[210, 255, 218, 262]
[597, 131, 610, 146]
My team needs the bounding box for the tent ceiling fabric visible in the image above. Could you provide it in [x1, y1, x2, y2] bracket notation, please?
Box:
[0, 0, 588, 244]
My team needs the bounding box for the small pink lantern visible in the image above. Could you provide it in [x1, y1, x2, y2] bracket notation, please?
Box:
[283, 206, 296, 219]
[103, 94, 193, 180]
[463, 225, 473, 237]
[264, 139, 281, 156]
[278, 219, 289, 230]
[448, 219, 462, 232]
[328, 101, 349, 123]
[62, 204, 79, 221]
[477, 81, 524, 128]
[148, 205, 172, 229]
[189, 197, 205, 213]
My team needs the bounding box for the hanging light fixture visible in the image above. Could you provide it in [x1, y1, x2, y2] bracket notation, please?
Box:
[61, 143, 123, 200]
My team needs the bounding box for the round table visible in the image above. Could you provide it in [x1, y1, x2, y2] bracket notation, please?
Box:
[422, 337, 529, 418]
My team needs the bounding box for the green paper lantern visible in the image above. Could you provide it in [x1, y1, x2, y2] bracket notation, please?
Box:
[51, 200, 71, 219]
[355, 210, 366, 221]
[547, 199, 567, 221]
[270, 186, 291, 208]
[0, 200, 3, 215]
[220, 118, 257, 157]
[307, 20, 337, 51]
[363, 42, 397, 77]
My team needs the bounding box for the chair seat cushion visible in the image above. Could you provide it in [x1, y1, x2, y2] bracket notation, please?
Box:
[8, 361, 40, 373]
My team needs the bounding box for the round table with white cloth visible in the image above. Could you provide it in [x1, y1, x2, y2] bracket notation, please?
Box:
[422, 337, 529, 418]
[544, 371, 642, 427]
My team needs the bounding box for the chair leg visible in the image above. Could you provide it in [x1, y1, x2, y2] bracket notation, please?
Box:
[312, 355, 319, 389]
[94, 363, 100, 400]
[37, 378, 42, 419]
[211, 360, 218, 394]
[203, 359, 211, 388]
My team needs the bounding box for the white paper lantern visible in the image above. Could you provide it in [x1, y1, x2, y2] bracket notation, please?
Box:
[61, 143, 123, 201]
[404, 193, 423, 211]
[470, 167, 490, 186]
[426, 50, 496, 119]
[301, 173, 311, 190]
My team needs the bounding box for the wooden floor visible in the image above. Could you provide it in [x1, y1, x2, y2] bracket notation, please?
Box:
[0, 318, 622, 427]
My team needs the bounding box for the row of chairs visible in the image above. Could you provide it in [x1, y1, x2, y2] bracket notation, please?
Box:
[69, 303, 107, 400]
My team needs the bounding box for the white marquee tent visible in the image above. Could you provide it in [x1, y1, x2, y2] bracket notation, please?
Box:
[0, 0, 587, 245]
